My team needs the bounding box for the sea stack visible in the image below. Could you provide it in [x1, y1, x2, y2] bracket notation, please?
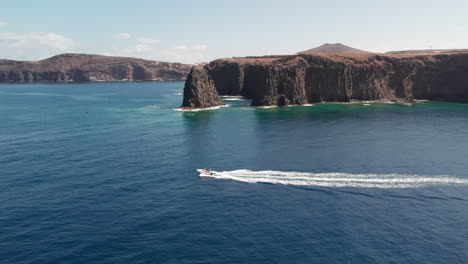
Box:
[181, 66, 225, 108]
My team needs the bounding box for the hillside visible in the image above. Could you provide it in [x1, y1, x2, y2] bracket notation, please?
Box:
[0, 53, 192, 82]
[386, 49, 468, 55]
[298, 43, 372, 55]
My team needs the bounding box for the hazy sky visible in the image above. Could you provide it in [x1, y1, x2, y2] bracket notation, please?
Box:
[1, 0, 467, 63]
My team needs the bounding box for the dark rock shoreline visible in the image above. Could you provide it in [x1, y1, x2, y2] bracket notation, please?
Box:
[181, 53, 468, 108]
[0, 53, 192, 82]
[181, 66, 224, 108]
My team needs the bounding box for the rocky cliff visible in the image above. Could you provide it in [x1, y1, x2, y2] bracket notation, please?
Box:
[181, 53, 468, 107]
[0, 53, 192, 82]
[181, 66, 224, 108]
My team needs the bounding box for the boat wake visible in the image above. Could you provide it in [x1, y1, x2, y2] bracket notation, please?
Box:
[198, 169, 468, 188]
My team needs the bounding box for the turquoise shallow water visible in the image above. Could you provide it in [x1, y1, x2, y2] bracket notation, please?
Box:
[1, 82, 467, 263]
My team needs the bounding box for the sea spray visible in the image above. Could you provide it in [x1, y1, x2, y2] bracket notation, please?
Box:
[199, 169, 468, 188]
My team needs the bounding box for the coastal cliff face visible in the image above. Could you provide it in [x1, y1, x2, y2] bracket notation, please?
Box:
[182, 53, 468, 107]
[181, 66, 224, 108]
[0, 54, 192, 82]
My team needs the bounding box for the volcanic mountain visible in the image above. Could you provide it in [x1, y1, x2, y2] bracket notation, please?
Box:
[298, 43, 372, 54]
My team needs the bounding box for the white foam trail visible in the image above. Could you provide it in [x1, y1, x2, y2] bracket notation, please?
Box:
[222, 98, 245, 101]
[258, 104, 315, 108]
[220, 95, 243, 98]
[198, 169, 468, 188]
[286, 104, 316, 107]
[258, 106, 278, 109]
[221, 96, 246, 101]
[174, 105, 230, 112]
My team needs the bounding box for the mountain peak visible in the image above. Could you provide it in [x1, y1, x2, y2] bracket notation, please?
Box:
[298, 43, 372, 54]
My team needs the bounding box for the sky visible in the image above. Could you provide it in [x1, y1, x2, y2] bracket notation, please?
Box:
[1, 0, 467, 63]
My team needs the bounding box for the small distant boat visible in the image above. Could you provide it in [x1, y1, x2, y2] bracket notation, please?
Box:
[197, 168, 216, 176]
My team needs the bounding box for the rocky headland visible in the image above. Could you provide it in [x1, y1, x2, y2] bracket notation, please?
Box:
[181, 52, 468, 108]
[0, 53, 192, 82]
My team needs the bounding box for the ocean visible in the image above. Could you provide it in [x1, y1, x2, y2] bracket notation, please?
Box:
[1, 82, 467, 263]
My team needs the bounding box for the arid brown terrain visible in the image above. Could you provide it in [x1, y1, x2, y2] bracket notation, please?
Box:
[387, 49, 468, 55]
[0, 53, 192, 82]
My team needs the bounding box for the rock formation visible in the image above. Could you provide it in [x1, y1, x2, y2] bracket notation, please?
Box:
[181, 53, 468, 108]
[0, 53, 192, 82]
[181, 66, 224, 108]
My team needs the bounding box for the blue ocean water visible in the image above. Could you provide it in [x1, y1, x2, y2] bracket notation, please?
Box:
[0, 82, 467, 264]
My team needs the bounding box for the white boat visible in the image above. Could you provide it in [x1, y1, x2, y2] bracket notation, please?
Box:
[197, 168, 216, 176]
